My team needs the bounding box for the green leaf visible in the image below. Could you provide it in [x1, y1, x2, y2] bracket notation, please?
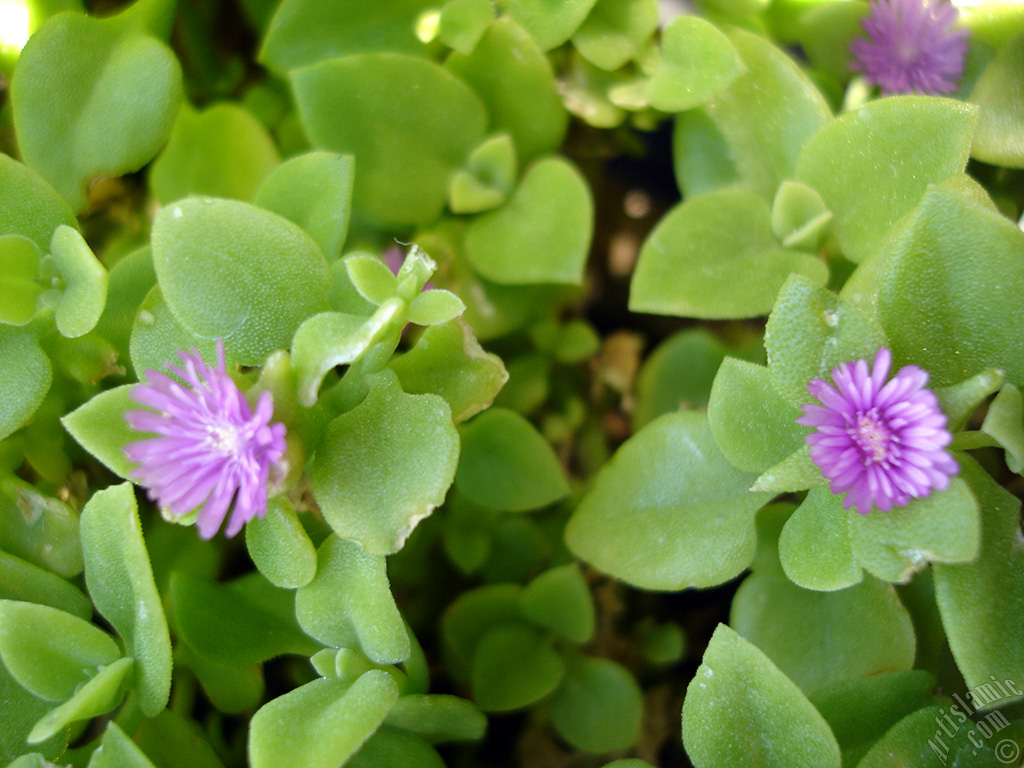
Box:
[630, 188, 828, 319]
[49, 225, 107, 338]
[936, 368, 1006, 433]
[520, 564, 595, 643]
[0, 154, 76, 252]
[770, 180, 832, 251]
[981, 383, 1024, 473]
[0, 235, 43, 325]
[446, 18, 567, 162]
[389, 319, 508, 423]
[646, 16, 745, 113]
[850, 477, 980, 583]
[843, 181, 1024, 389]
[345, 255, 400, 306]
[132, 708, 226, 768]
[80, 483, 172, 716]
[0, 474, 81, 578]
[448, 133, 518, 214]
[809, 671, 936, 767]
[296, 534, 410, 664]
[671, 109, 741, 199]
[441, 584, 524, 678]
[150, 103, 280, 204]
[465, 157, 593, 286]
[11, 6, 182, 211]
[0, 325, 51, 441]
[778, 488, 861, 592]
[470, 622, 565, 711]
[92, 247, 156, 373]
[348, 727, 446, 768]
[439, 0, 495, 53]
[0, 600, 119, 701]
[571, 0, 658, 71]
[253, 152, 354, 261]
[933, 457, 1024, 699]
[170, 572, 318, 666]
[178, 644, 264, 715]
[797, 96, 977, 263]
[292, 53, 487, 228]
[496, 0, 596, 50]
[310, 372, 459, 553]
[291, 303, 402, 407]
[62, 385, 144, 479]
[700, 28, 831, 200]
[384, 695, 487, 743]
[128, 286, 218, 378]
[88, 722, 158, 768]
[549, 656, 643, 753]
[28, 657, 132, 744]
[151, 196, 330, 365]
[682, 624, 841, 768]
[245, 497, 317, 589]
[969, 29, 1024, 168]
[566, 412, 772, 590]
[455, 408, 569, 512]
[407, 290, 466, 326]
[249, 672, 400, 768]
[797, 1, 869, 82]
[707, 357, 807, 473]
[0, 551, 91, 619]
[765, 274, 888, 408]
[260, 0, 433, 73]
[750, 445, 825, 495]
[0, 663, 67, 765]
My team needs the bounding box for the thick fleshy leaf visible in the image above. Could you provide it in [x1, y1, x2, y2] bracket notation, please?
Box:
[566, 412, 772, 590]
[151, 197, 330, 366]
[0, 551, 91, 619]
[0, 474, 81, 578]
[671, 109, 741, 199]
[0, 154, 76, 251]
[384, 695, 487, 743]
[88, 722, 159, 768]
[809, 671, 935, 767]
[132, 708, 227, 768]
[448, 133, 518, 214]
[439, 0, 495, 53]
[296, 534, 410, 664]
[49, 225, 107, 338]
[970, 30, 1024, 168]
[92, 246, 156, 372]
[253, 152, 354, 260]
[407, 290, 466, 326]
[0, 663, 68, 764]
[548, 656, 643, 753]
[446, 18, 567, 163]
[778, 488, 861, 592]
[630, 188, 827, 319]
[441, 584, 525, 679]
[80, 483, 172, 716]
[245, 497, 317, 589]
[170, 572, 318, 665]
[571, 0, 657, 71]
[0, 325, 50, 441]
[310, 372, 458, 553]
[699, 28, 831, 200]
[348, 727, 446, 768]
[0, 600, 119, 701]
[765, 275, 888, 408]
[259, 0, 433, 73]
[520, 564, 595, 643]
[933, 458, 1024, 699]
[707, 357, 807, 473]
[27, 657, 132, 744]
[11, 6, 182, 211]
[797, 1, 869, 81]
[843, 181, 1024, 389]
[292, 53, 487, 228]
[150, 103, 279, 203]
[497, 0, 596, 50]
[465, 157, 593, 285]
[681, 624, 841, 768]
[0, 235, 43, 325]
[389, 319, 508, 423]
[128, 286, 218, 378]
[62, 387, 151, 480]
[981, 383, 1024, 473]
[470, 622, 565, 711]
[797, 97, 977, 263]
[455, 408, 569, 512]
[646, 16, 744, 113]
[249, 672, 400, 768]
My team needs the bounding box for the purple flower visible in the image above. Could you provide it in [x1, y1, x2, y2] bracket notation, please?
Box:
[850, 0, 968, 95]
[796, 348, 957, 514]
[124, 341, 287, 539]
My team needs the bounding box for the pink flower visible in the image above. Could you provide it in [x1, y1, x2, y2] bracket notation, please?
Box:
[124, 340, 286, 539]
[796, 348, 957, 514]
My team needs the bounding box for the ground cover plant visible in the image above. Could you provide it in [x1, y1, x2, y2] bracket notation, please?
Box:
[1, 0, 1024, 766]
